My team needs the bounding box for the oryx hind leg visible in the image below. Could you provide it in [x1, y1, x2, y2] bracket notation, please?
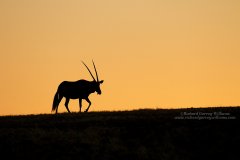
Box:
[85, 98, 91, 112]
[65, 98, 71, 113]
[56, 95, 63, 114]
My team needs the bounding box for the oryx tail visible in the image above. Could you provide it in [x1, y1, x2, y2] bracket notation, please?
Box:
[52, 90, 59, 112]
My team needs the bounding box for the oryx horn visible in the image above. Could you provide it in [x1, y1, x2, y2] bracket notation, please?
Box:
[92, 60, 99, 82]
[82, 61, 96, 81]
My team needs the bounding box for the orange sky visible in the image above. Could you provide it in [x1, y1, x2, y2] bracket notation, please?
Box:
[0, 0, 240, 115]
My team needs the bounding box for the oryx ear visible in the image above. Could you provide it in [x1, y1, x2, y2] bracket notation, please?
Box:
[99, 80, 104, 84]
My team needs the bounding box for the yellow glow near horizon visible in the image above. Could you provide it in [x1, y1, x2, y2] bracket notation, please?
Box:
[0, 0, 240, 115]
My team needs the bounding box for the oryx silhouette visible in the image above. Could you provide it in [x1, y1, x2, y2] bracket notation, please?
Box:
[52, 60, 104, 113]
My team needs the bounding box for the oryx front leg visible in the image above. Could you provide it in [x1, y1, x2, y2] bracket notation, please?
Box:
[79, 99, 82, 112]
[65, 98, 71, 113]
[85, 98, 91, 112]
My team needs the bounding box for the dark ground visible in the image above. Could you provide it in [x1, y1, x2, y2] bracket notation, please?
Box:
[0, 107, 239, 160]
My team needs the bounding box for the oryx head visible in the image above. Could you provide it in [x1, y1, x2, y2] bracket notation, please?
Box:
[82, 60, 104, 95]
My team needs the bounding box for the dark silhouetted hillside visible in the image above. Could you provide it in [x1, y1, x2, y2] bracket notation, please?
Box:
[0, 107, 239, 160]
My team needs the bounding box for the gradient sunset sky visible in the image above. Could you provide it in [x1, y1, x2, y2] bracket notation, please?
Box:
[0, 0, 240, 115]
